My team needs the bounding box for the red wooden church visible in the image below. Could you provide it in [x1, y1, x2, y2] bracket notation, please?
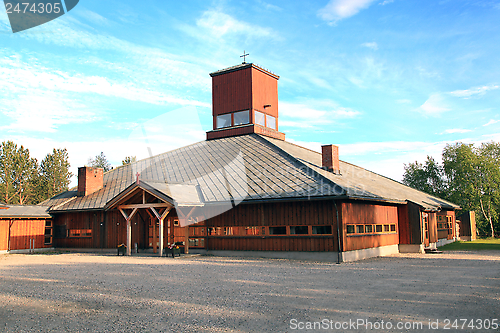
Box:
[4, 62, 461, 261]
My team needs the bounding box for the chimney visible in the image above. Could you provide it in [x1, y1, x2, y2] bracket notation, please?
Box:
[321, 144, 340, 174]
[77, 166, 104, 197]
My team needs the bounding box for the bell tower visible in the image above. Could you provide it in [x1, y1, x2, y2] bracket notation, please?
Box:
[206, 62, 285, 141]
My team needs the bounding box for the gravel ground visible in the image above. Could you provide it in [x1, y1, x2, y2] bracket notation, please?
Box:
[0, 251, 499, 333]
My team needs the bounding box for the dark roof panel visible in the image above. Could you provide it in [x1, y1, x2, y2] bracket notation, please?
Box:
[0, 205, 51, 218]
[43, 134, 459, 212]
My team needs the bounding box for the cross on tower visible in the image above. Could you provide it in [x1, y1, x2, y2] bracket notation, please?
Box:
[240, 50, 249, 63]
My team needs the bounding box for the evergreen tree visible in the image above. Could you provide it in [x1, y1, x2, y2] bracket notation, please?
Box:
[40, 148, 73, 200]
[88, 152, 112, 172]
[0, 141, 39, 204]
[122, 156, 137, 165]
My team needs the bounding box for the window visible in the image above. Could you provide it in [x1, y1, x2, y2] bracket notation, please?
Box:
[188, 238, 205, 248]
[312, 225, 332, 234]
[365, 225, 373, 233]
[390, 224, 396, 232]
[216, 114, 231, 129]
[356, 225, 364, 234]
[269, 226, 286, 235]
[266, 115, 276, 130]
[375, 225, 383, 233]
[243, 227, 264, 235]
[173, 219, 179, 226]
[223, 227, 234, 235]
[68, 229, 92, 237]
[207, 227, 222, 236]
[189, 227, 205, 236]
[233, 110, 250, 126]
[254, 111, 266, 126]
[290, 226, 308, 234]
[384, 225, 390, 232]
[44, 220, 52, 245]
[347, 225, 355, 234]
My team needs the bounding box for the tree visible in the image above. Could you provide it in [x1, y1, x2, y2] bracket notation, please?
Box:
[88, 152, 112, 172]
[403, 156, 446, 198]
[403, 141, 500, 237]
[122, 156, 137, 165]
[40, 148, 73, 200]
[0, 141, 39, 205]
[443, 142, 500, 238]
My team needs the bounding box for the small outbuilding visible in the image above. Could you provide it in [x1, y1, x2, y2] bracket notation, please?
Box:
[0, 204, 53, 253]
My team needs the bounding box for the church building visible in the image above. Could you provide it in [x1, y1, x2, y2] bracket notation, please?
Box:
[34, 61, 460, 262]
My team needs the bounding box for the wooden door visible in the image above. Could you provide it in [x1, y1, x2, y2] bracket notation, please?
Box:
[423, 213, 429, 247]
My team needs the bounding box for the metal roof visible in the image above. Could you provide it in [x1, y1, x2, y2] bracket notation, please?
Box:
[0, 205, 51, 218]
[42, 133, 459, 213]
[209, 63, 279, 79]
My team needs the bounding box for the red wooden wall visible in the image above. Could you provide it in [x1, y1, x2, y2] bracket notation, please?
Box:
[212, 67, 252, 117]
[0, 220, 8, 251]
[251, 67, 279, 119]
[398, 202, 422, 245]
[53, 209, 177, 250]
[341, 201, 399, 251]
[0, 218, 52, 251]
[204, 200, 338, 252]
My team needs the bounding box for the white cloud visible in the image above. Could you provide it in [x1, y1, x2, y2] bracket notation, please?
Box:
[0, 53, 210, 110]
[318, 0, 377, 24]
[361, 42, 378, 50]
[442, 128, 472, 134]
[196, 10, 275, 39]
[379, 0, 394, 5]
[279, 101, 361, 129]
[0, 92, 95, 133]
[449, 85, 499, 98]
[256, 0, 282, 11]
[483, 119, 500, 127]
[417, 94, 451, 116]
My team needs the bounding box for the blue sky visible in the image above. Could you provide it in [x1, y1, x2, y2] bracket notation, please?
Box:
[1, 0, 499, 185]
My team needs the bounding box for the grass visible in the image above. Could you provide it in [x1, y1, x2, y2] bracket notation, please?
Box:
[439, 238, 500, 251]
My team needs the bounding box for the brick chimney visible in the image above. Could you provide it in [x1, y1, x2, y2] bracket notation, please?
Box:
[321, 144, 340, 174]
[78, 166, 104, 197]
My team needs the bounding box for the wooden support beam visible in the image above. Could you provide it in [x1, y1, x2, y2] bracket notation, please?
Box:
[119, 203, 172, 209]
[119, 208, 138, 256]
[150, 207, 171, 257]
[159, 217, 164, 257]
[170, 217, 175, 246]
[150, 207, 161, 220]
[185, 226, 189, 254]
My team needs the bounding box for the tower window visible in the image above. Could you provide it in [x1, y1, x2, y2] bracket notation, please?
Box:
[233, 110, 250, 126]
[216, 114, 231, 129]
[254, 111, 266, 126]
[266, 115, 276, 130]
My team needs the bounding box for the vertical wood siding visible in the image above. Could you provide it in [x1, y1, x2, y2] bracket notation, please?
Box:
[341, 201, 399, 252]
[0, 219, 52, 250]
[212, 67, 252, 116]
[0, 220, 9, 251]
[398, 202, 423, 245]
[204, 200, 338, 252]
[428, 212, 438, 243]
